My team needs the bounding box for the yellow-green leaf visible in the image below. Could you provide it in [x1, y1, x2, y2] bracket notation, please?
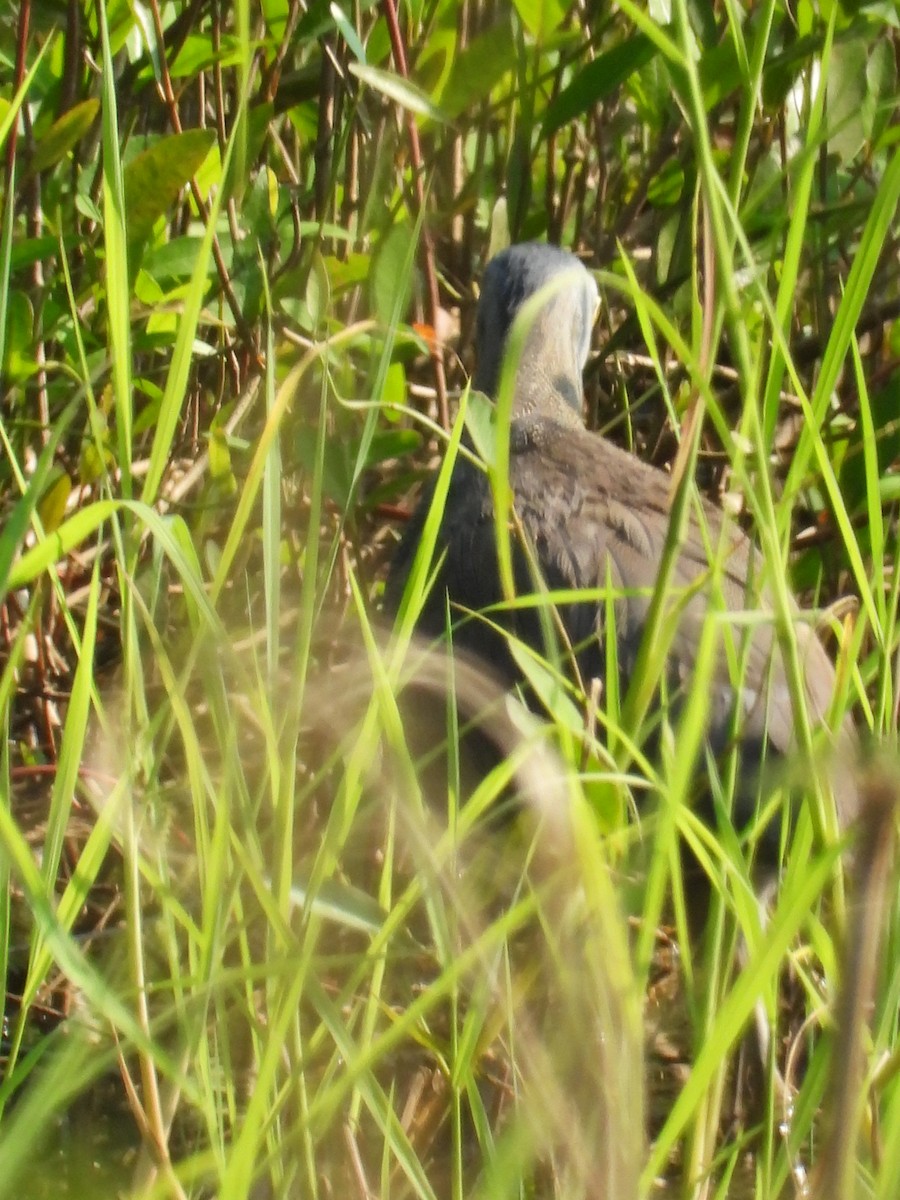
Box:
[123, 130, 217, 246]
[511, 0, 568, 41]
[208, 424, 233, 482]
[29, 99, 99, 175]
[38, 473, 73, 535]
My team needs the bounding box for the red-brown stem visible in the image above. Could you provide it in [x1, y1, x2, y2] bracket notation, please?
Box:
[380, 0, 449, 430]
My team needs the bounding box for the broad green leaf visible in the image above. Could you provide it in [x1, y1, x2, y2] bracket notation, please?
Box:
[265, 164, 278, 216]
[322, 251, 372, 292]
[144, 235, 228, 280]
[543, 35, 657, 134]
[123, 129, 217, 247]
[363, 428, 421, 466]
[28, 99, 99, 175]
[1, 292, 33, 379]
[512, 0, 568, 40]
[439, 22, 518, 118]
[305, 248, 331, 330]
[370, 222, 416, 326]
[761, 31, 823, 109]
[380, 360, 407, 409]
[826, 36, 870, 162]
[698, 33, 746, 107]
[9, 236, 57, 271]
[79, 437, 112, 485]
[667, 32, 747, 112]
[867, 36, 897, 147]
[168, 32, 244, 77]
[416, 30, 455, 101]
[208, 423, 234, 484]
[349, 63, 448, 123]
[37, 472, 72, 535]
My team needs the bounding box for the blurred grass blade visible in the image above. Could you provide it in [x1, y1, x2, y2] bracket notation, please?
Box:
[98, 0, 133, 499]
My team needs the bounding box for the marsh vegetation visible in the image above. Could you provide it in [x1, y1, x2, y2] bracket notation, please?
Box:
[1, 1, 900, 1197]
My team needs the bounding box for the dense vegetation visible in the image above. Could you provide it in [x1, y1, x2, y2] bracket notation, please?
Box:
[1, 0, 899, 1196]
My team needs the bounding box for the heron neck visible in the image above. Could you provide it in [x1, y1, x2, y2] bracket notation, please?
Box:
[502, 329, 585, 424]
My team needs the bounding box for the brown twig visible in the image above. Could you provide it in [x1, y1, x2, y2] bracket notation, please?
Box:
[259, 0, 303, 101]
[380, 0, 449, 430]
[4, 0, 28, 180]
[314, 38, 338, 223]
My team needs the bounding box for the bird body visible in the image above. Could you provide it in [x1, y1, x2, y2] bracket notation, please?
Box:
[387, 243, 857, 833]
